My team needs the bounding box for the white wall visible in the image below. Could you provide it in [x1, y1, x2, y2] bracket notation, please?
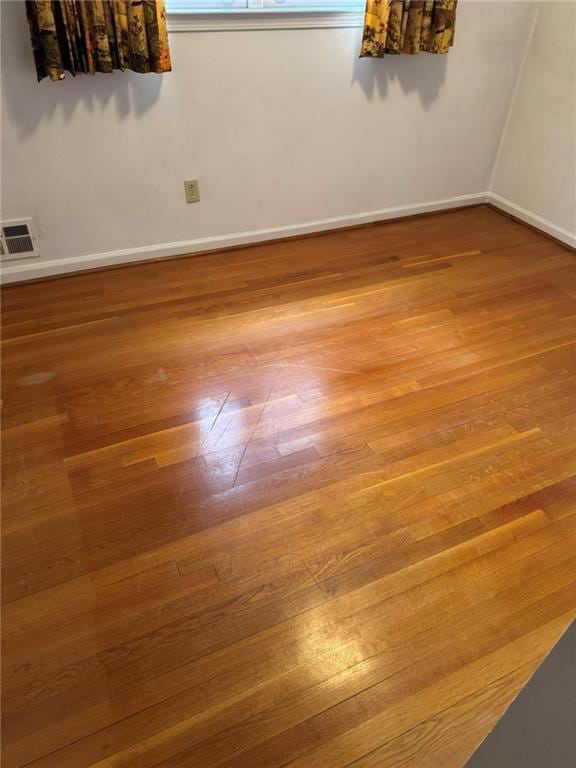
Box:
[1, 2, 539, 278]
[490, 1, 576, 243]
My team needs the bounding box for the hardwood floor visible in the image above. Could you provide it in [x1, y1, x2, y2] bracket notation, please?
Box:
[2, 206, 575, 768]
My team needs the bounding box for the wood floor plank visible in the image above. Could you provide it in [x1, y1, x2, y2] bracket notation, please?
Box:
[2, 206, 575, 768]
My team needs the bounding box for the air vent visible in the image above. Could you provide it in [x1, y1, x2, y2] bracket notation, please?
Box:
[0, 219, 40, 261]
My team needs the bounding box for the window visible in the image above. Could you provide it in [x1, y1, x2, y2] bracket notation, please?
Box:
[166, 0, 366, 31]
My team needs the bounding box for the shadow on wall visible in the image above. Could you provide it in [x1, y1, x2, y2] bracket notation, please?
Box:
[351, 51, 448, 109]
[1, 0, 163, 139]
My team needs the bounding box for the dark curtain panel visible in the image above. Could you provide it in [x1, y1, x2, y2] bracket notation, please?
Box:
[25, 0, 172, 81]
[361, 0, 458, 58]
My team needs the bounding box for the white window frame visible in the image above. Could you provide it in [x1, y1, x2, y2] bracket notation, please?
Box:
[166, 0, 365, 32]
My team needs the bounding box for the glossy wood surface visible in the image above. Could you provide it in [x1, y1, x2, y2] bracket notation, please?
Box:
[2, 206, 575, 768]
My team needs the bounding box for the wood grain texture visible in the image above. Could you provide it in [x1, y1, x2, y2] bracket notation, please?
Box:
[2, 206, 575, 768]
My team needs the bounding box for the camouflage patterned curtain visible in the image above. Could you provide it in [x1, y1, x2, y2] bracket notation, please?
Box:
[361, 0, 457, 58]
[25, 1, 172, 81]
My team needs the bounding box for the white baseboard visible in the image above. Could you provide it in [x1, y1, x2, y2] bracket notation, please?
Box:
[4, 191, 572, 284]
[0, 193, 485, 284]
[486, 192, 576, 250]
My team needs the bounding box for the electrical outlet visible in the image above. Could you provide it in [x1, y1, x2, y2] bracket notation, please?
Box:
[184, 179, 200, 204]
